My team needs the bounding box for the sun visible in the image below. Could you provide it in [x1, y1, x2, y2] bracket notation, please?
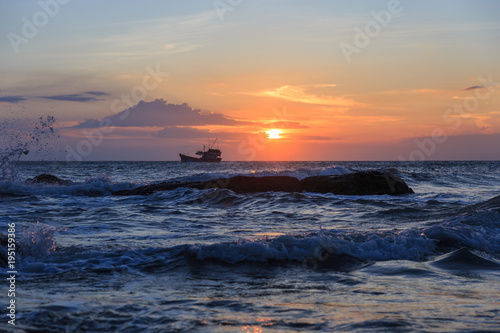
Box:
[266, 129, 282, 139]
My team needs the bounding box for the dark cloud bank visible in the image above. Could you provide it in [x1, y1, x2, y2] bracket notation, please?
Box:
[0, 96, 27, 103]
[74, 99, 254, 129]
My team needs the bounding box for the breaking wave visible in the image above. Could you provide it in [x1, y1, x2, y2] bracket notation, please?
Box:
[10, 194, 500, 274]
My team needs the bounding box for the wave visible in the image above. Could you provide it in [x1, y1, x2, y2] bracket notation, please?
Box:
[10, 198, 499, 274]
[0, 175, 137, 197]
[13, 221, 498, 275]
[424, 209, 500, 254]
[6, 189, 500, 276]
[430, 248, 500, 271]
[0, 165, 352, 197]
[189, 228, 434, 263]
[187, 196, 500, 266]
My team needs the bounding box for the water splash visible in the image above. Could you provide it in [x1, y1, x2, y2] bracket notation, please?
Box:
[19, 221, 63, 259]
[0, 115, 59, 181]
[0, 148, 28, 182]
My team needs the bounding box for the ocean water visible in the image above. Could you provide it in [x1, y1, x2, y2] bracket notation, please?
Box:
[1, 160, 500, 332]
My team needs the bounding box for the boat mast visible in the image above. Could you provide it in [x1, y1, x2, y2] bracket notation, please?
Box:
[209, 138, 218, 149]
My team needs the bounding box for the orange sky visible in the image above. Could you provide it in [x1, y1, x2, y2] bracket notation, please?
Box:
[1, 1, 499, 160]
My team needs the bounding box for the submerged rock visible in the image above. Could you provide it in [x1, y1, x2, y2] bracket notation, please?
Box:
[299, 171, 414, 195]
[25, 174, 71, 186]
[112, 172, 413, 196]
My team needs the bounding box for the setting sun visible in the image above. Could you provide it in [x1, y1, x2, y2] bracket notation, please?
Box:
[266, 129, 282, 139]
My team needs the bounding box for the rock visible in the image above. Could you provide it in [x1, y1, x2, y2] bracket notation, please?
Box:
[113, 176, 300, 196]
[112, 171, 414, 196]
[299, 171, 414, 195]
[26, 174, 71, 186]
[204, 176, 301, 194]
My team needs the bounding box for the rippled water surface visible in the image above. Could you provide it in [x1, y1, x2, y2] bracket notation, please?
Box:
[1, 161, 500, 332]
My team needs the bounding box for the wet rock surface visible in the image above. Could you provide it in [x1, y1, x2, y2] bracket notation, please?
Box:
[112, 171, 414, 196]
[25, 174, 71, 186]
[299, 171, 414, 195]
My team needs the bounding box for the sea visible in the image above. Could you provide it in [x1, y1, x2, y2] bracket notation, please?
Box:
[1, 160, 500, 332]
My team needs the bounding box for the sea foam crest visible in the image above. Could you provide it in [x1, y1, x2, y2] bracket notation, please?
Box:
[0, 173, 137, 197]
[249, 165, 352, 180]
[188, 229, 437, 264]
[189, 206, 500, 265]
[423, 210, 500, 253]
[174, 165, 352, 183]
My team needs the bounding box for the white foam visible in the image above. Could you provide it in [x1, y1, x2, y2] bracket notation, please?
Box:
[189, 208, 500, 265]
[174, 165, 352, 183]
[0, 175, 137, 197]
[423, 210, 500, 253]
[188, 229, 437, 264]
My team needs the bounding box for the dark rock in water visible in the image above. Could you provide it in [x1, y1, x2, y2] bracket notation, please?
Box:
[26, 174, 71, 186]
[113, 176, 300, 196]
[203, 176, 301, 194]
[468, 194, 500, 211]
[112, 171, 413, 196]
[299, 171, 414, 195]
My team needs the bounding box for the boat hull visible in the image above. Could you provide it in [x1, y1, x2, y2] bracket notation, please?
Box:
[179, 154, 222, 163]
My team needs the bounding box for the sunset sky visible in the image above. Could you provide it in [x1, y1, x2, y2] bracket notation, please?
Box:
[1, 0, 499, 161]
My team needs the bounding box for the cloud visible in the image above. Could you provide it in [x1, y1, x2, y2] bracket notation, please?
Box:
[264, 121, 308, 129]
[307, 84, 338, 88]
[73, 119, 101, 128]
[84, 91, 109, 96]
[248, 84, 363, 108]
[41, 94, 101, 102]
[299, 135, 334, 141]
[381, 89, 446, 95]
[0, 96, 27, 103]
[1, 92, 109, 104]
[153, 126, 211, 139]
[82, 11, 218, 60]
[463, 81, 499, 91]
[464, 85, 484, 91]
[153, 126, 246, 140]
[73, 99, 253, 128]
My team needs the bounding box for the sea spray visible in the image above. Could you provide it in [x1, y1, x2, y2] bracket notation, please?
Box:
[0, 148, 28, 182]
[0, 115, 59, 181]
[19, 221, 63, 259]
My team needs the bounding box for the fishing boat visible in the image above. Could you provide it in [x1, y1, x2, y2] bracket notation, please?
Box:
[179, 139, 222, 162]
